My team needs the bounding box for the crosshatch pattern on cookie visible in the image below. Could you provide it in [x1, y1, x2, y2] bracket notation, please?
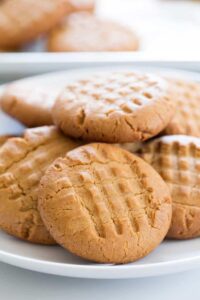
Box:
[53, 71, 175, 142]
[65, 72, 166, 112]
[39, 144, 172, 263]
[0, 126, 79, 244]
[142, 139, 200, 204]
[140, 136, 200, 239]
[49, 155, 159, 237]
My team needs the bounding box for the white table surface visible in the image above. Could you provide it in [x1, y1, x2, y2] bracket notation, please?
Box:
[0, 261, 200, 300]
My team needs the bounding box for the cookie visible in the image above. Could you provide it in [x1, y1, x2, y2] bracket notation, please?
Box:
[164, 79, 200, 137]
[38, 143, 172, 263]
[0, 126, 79, 244]
[140, 135, 200, 239]
[47, 12, 139, 52]
[53, 71, 176, 143]
[67, 0, 95, 14]
[1, 81, 67, 127]
[0, 0, 70, 50]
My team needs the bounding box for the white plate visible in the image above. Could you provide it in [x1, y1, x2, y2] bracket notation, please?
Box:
[0, 66, 200, 279]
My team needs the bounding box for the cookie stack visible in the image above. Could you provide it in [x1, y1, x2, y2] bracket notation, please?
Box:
[0, 69, 200, 264]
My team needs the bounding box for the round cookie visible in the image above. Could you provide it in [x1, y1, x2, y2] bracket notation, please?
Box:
[0, 0, 70, 50]
[38, 143, 172, 263]
[0, 126, 79, 244]
[164, 79, 200, 137]
[53, 71, 176, 143]
[140, 135, 200, 239]
[47, 12, 139, 52]
[1, 81, 68, 127]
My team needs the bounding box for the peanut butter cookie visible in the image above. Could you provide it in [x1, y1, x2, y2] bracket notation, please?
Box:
[140, 135, 200, 239]
[47, 13, 139, 52]
[0, 0, 70, 50]
[39, 143, 172, 263]
[0, 126, 79, 244]
[1, 81, 67, 127]
[53, 71, 176, 142]
[164, 79, 200, 137]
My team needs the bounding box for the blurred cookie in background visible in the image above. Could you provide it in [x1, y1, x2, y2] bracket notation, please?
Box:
[0, 0, 72, 50]
[47, 12, 139, 52]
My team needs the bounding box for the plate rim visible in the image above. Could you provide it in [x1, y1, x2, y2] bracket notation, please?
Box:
[1, 244, 200, 279]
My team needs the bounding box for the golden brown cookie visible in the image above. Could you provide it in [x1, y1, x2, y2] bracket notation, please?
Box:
[0, 0, 70, 50]
[164, 79, 200, 137]
[39, 143, 172, 263]
[1, 81, 67, 127]
[140, 135, 200, 239]
[67, 0, 95, 14]
[47, 12, 139, 52]
[0, 126, 79, 244]
[53, 71, 176, 143]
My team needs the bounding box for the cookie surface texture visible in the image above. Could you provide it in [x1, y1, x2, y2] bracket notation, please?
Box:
[1, 81, 67, 127]
[0, 0, 70, 50]
[0, 126, 79, 244]
[140, 135, 200, 239]
[53, 71, 176, 142]
[47, 13, 139, 52]
[39, 143, 172, 263]
[164, 79, 200, 137]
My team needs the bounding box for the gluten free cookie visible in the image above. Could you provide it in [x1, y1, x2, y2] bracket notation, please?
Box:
[140, 135, 200, 239]
[164, 79, 200, 137]
[1, 81, 68, 127]
[0, 126, 79, 244]
[39, 143, 172, 263]
[0, 0, 70, 50]
[53, 71, 176, 143]
[47, 12, 139, 52]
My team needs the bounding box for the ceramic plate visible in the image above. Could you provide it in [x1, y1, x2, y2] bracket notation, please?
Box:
[0, 66, 200, 279]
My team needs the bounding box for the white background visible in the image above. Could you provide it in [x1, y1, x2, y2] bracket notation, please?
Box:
[98, 0, 200, 56]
